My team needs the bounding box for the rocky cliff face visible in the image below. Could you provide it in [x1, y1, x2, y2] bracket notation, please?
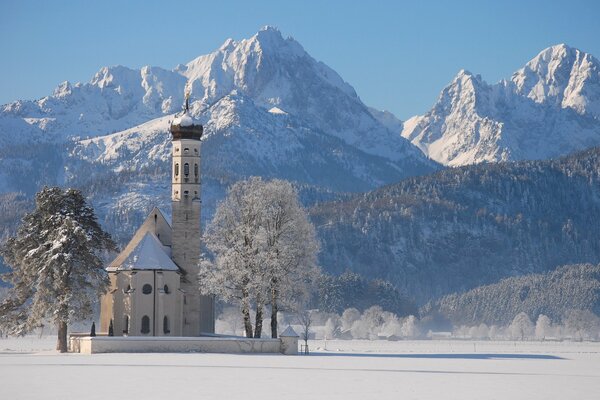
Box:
[402, 44, 600, 166]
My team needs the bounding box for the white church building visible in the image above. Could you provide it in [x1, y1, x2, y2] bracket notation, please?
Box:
[100, 96, 215, 337]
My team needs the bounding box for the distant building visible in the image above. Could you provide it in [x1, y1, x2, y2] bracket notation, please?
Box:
[100, 94, 215, 336]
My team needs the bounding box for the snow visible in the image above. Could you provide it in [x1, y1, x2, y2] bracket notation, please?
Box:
[172, 113, 195, 127]
[1, 337, 599, 399]
[268, 106, 287, 115]
[403, 44, 600, 166]
[108, 231, 178, 271]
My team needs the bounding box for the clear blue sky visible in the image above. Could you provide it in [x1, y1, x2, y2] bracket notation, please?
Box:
[1, 0, 599, 119]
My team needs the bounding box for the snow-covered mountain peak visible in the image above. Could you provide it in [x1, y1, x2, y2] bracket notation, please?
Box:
[90, 65, 140, 90]
[402, 44, 600, 167]
[52, 81, 73, 98]
[511, 44, 600, 116]
[182, 27, 355, 108]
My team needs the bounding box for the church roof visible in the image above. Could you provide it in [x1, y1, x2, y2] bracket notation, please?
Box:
[280, 326, 299, 337]
[108, 207, 174, 270]
[107, 231, 179, 272]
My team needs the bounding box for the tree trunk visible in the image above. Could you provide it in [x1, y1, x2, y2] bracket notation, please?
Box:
[241, 290, 253, 338]
[56, 320, 68, 353]
[254, 295, 264, 338]
[271, 286, 279, 338]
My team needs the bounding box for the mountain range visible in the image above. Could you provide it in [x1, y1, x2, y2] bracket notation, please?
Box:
[402, 44, 600, 165]
[0, 27, 437, 243]
[2, 28, 600, 309]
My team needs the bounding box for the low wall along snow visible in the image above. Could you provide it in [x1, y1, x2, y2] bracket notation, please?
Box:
[69, 335, 298, 355]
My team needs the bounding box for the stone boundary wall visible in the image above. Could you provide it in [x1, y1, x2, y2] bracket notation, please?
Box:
[69, 335, 298, 355]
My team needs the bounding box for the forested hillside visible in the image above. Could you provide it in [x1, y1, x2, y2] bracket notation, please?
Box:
[311, 147, 600, 303]
[427, 263, 600, 325]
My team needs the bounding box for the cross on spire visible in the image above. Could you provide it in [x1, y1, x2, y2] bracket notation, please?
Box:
[184, 88, 190, 113]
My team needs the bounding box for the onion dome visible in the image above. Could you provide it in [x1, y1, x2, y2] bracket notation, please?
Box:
[170, 90, 203, 140]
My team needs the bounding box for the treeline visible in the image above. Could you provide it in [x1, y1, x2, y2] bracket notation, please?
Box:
[426, 263, 600, 326]
[313, 271, 417, 317]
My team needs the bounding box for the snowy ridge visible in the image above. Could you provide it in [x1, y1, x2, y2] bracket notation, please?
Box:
[0, 27, 438, 248]
[402, 44, 600, 166]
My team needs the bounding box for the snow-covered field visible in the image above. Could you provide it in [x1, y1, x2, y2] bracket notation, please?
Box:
[1, 337, 599, 399]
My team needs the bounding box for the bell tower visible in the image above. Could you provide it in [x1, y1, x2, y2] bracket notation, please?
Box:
[169, 91, 215, 335]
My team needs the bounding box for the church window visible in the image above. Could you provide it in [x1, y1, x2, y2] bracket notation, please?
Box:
[163, 316, 170, 334]
[194, 163, 198, 177]
[184, 163, 190, 176]
[175, 163, 179, 176]
[164, 284, 170, 294]
[123, 315, 129, 334]
[141, 316, 150, 334]
[142, 284, 152, 295]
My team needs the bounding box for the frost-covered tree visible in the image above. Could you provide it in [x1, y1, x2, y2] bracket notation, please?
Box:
[259, 179, 320, 338]
[401, 315, 420, 338]
[199, 177, 319, 339]
[341, 308, 361, 331]
[509, 312, 534, 340]
[380, 312, 402, 337]
[563, 309, 600, 340]
[324, 316, 341, 339]
[0, 187, 116, 352]
[199, 178, 265, 338]
[296, 308, 313, 350]
[535, 314, 553, 340]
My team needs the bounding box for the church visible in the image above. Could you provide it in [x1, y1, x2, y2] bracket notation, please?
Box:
[100, 95, 215, 336]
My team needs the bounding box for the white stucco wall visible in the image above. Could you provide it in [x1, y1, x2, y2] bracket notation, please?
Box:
[71, 336, 295, 355]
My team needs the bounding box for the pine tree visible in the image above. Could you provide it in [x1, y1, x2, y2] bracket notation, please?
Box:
[0, 187, 116, 352]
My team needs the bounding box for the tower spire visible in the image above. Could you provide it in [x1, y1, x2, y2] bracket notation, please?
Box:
[184, 87, 190, 113]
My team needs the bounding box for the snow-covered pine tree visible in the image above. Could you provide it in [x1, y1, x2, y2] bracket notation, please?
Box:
[0, 187, 116, 352]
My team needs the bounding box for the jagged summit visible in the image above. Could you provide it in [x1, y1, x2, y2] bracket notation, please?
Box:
[402, 44, 600, 166]
[511, 43, 600, 116]
[0, 27, 437, 234]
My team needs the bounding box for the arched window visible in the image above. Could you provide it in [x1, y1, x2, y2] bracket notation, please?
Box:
[142, 284, 152, 295]
[141, 316, 150, 334]
[184, 148, 189, 154]
[163, 284, 170, 294]
[163, 316, 170, 334]
[123, 315, 129, 334]
[194, 163, 198, 177]
[174, 163, 179, 176]
[184, 163, 190, 176]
